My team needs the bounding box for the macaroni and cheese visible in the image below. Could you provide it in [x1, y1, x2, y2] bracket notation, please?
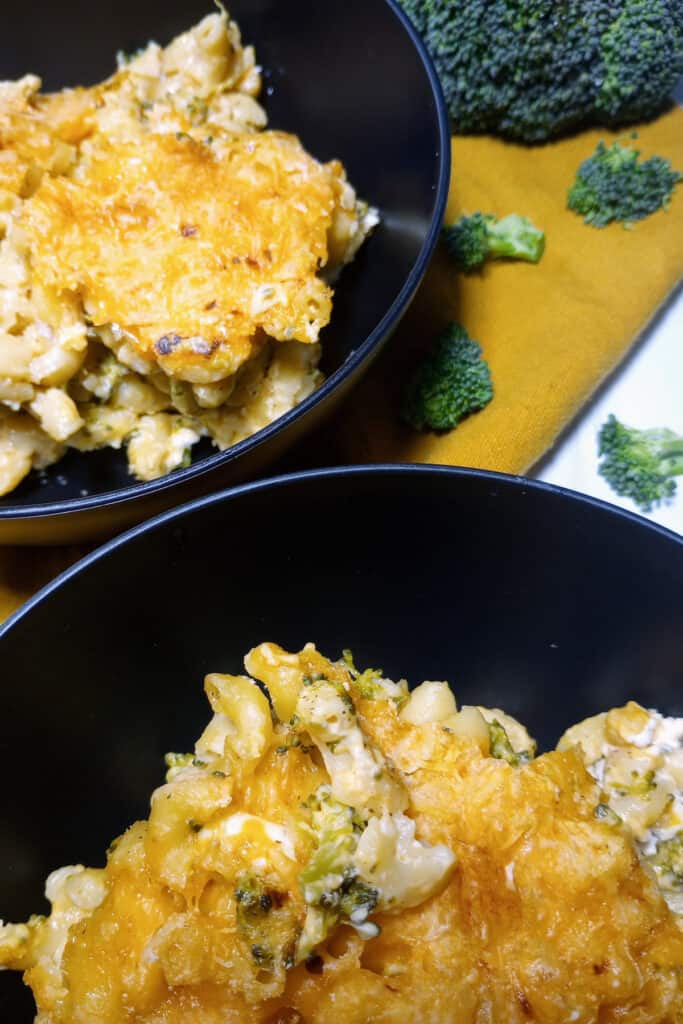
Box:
[2, 644, 682, 1022]
[0, 11, 377, 495]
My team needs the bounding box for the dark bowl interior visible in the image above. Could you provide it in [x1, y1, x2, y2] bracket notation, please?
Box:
[0, 0, 448, 531]
[2, 465, 683, 1018]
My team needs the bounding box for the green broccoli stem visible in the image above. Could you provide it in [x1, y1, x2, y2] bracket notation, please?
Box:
[658, 441, 683, 462]
[642, 435, 683, 472]
[661, 453, 683, 475]
[485, 215, 545, 263]
[442, 212, 545, 272]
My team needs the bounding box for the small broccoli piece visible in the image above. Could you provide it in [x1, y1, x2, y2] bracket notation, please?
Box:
[651, 835, 683, 887]
[233, 874, 300, 974]
[352, 668, 385, 701]
[299, 788, 360, 906]
[164, 751, 194, 782]
[443, 213, 545, 272]
[594, 803, 622, 827]
[488, 720, 533, 767]
[398, 0, 683, 142]
[297, 873, 381, 961]
[337, 875, 380, 925]
[296, 789, 381, 960]
[402, 324, 493, 433]
[235, 876, 275, 921]
[341, 651, 409, 709]
[598, 414, 683, 512]
[354, 669, 408, 709]
[568, 141, 682, 227]
[647, 835, 683, 915]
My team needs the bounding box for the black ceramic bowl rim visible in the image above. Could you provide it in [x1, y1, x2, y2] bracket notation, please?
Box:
[0, 0, 451, 523]
[1, 463, 680, 639]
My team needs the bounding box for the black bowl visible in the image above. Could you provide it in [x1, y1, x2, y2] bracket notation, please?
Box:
[0, 0, 450, 543]
[1, 465, 682, 1019]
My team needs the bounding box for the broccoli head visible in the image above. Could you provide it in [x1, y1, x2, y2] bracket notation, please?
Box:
[443, 213, 545, 272]
[598, 414, 683, 512]
[402, 323, 493, 432]
[597, 1, 683, 124]
[567, 140, 682, 226]
[398, 0, 683, 142]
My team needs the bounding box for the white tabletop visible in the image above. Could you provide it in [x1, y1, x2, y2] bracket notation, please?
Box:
[534, 283, 683, 535]
[534, 88, 683, 536]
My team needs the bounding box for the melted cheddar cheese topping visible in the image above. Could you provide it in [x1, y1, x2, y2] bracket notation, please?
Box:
[0, 11, 376, 493]
[2, 646, 683, 1024]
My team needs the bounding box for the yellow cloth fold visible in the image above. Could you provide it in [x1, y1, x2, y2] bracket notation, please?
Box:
[0, 546, 88, 623]
[2, 110, 683, 621]
[337, 106, 683, 472]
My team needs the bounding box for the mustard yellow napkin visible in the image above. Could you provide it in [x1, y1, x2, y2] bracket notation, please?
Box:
[337, 107, 683, 472]
[2, 110, 683, 623]
[0, 546, 88, 623]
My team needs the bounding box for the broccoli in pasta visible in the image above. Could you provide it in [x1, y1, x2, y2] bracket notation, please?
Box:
[2, 643, 683, 1022]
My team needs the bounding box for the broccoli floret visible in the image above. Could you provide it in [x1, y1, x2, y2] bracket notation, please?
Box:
[597, 1, 683, 125]
[398, 0, 683, 142]
[402, 324, 493, 433]
[443, 213, 545, 272]
[598, 414, 683, 512]
[567, 140, 682, 226]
